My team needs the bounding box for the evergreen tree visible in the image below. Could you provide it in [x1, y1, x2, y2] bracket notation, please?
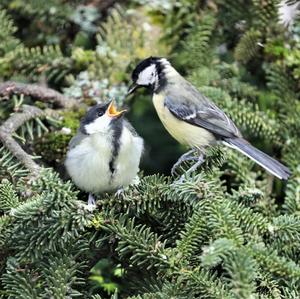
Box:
[0, 1, 300, 298]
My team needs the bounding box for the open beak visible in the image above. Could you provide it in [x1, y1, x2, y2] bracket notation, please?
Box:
[107, 100, 127, 118]
[127, 83, 138, 96]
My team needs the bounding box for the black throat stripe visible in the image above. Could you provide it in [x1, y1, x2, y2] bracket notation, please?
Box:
[109, 119, 123, 177]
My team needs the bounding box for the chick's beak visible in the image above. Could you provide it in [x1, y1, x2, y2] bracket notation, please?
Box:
[127, 83, 138, 96]
[107, 100, 127, 118]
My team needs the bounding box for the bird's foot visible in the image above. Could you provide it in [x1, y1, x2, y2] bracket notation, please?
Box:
[172, 174, 186, 185]
[171, 153, 205, 185]
[171, 149, 198, 176]
[87, 193, 96, 211]
[185, 153, 205, 175]
[131, 175, 141, 186]
[115, 188, 125, 198]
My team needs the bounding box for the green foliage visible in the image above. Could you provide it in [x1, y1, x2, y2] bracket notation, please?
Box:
[1, 258, 40, 299]
[234, 30, 262, 63]
[224, 249, 258, 298]
[0, 0, 300, 298]
[104, 217, 169, 271]
[10, 45, 73, 83]
[0, 0, 75, 47]
[40, 252, 85, 298]
[34, 131, 71, 164]
[0, 179, 20, 212]
[167, 2, 202, 46]
[253, 0, 279, 26]
[179, 12, 216, 67]
[0, 146, 29, 181]
[89, 5, 164, 85]
[0, 9, 20, 56]
[283, 177, 300, 215]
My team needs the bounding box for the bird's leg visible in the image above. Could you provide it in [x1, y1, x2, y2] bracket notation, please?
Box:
[115, 187, 125, 198]
[171, 149, 198, 176]
[174, 151, 206, 184]
[87, 193, 96, 210]
[115, 176, 141, 198]
[184, 152, 205, 175]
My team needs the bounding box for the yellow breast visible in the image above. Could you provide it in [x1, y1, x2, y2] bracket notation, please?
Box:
[152, 93, 215, 148]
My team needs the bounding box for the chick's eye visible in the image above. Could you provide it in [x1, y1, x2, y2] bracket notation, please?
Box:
[97, 110, 104, 117]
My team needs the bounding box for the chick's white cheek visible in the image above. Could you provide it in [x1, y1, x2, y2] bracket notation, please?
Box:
[137, 64, 156, 85]
[84, 114, 111, 134]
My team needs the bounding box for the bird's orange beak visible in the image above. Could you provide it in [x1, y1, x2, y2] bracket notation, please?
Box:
[107, 100, 127, 118]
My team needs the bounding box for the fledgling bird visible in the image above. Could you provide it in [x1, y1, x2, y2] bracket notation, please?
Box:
[65, 100, 144, 206]
[128, 57, 291, 180]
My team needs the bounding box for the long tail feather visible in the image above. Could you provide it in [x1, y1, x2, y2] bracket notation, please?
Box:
[223, 138, 291, 180]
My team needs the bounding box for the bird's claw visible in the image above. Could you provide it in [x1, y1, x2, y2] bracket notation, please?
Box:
[87, 193, 96, 211]
[115, 188, 125, 198]
[171, 164, 180, 176]
[171, 174, 186, 187]
[171, 152, 205, 184]
[171, 149, 199, 177]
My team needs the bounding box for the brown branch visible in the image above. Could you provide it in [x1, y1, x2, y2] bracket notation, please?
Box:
[0, 105, 56, 176]
[92, 0, 117, 11]
[0, 81, 79, 108]
[0, 81, 83, 176]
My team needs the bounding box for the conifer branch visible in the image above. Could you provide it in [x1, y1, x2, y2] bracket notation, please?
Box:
[0, 81, 78, 108]
[0, 105, 56, 175]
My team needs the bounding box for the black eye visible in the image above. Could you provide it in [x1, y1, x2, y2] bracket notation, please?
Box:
[97, 109, 104, 117]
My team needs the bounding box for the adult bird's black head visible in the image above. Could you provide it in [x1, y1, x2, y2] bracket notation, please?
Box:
[127, 56, 169, 95]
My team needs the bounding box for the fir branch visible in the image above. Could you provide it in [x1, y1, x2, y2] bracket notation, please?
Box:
[0, 105, 57, 175]
[283, 177, 300, 215]
[0, 9, 20, 54]
[41, 253, 85, 298]
[223, 249, 258, 298]
[11, 46, 73, 83]
[234, 30, 262, 64]
[0, 106, 46, 175]
[103, 217, 170, 271]
[0, 179, 20, 212]
[200, 238, 237, 268]
[182, 268, 233, 299]
[0, 146, 29, 180]
[0, 214, 12, 249]
[250, 242, 300, 280]
[1, 258, 40, 299]
[176, 201, 211, 261]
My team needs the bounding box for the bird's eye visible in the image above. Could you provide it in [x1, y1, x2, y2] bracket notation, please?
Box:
[98, 110, 104, 117]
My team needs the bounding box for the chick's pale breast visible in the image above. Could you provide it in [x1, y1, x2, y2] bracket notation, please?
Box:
[65, 133, 112, 193]
[65, 128, 143, 193]
[112, 126, 143, 189]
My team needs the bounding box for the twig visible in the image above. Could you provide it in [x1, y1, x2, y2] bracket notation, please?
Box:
[0, 81, 78, 108]
[0, 105, 56, 176]
[93, 0, 117, 11]
[0, 81, 82, 176]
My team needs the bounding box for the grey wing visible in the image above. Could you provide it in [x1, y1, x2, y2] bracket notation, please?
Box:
[68, 131, 87, 150]
[165, 85, 241, 139]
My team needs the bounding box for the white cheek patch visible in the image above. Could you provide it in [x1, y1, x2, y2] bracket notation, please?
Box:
[85, 114, 111, 134]
[137, 64, 157, 86]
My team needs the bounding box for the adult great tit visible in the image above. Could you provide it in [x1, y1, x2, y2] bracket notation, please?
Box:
[65, 101, 144, 206]
[128, 57, 291, 180]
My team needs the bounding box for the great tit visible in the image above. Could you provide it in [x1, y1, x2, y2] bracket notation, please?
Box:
[65, 100, 144, 206]
[128, 57, 291, 180]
